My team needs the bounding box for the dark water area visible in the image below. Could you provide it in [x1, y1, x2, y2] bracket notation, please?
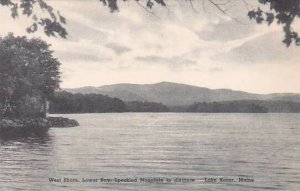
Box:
[0, 113, 300, 191]
[0, 127, 49, 141]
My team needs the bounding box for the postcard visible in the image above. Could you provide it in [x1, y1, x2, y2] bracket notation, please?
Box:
[0, 1, 299, 191]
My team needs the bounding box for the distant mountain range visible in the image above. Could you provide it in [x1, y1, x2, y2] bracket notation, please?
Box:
[64, 82, 300, 106]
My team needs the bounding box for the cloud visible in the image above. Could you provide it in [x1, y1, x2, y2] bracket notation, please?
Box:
[1, 0, 299, 93]
[209, 67, 224, 72]
[55, 51, 111, 63]
[136, 55, 197, 70]
[197, 19, 255, 41]
[216, 31, 300, 65]
[105, 43, 131, 55]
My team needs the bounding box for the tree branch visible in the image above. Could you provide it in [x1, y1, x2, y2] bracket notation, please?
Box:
[208, 0, 247, 24]
[135, 0, 160, 19]
[188, 0, 199, 14]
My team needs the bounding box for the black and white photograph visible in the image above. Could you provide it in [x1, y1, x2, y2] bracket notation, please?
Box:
[0, 0, 300, 190]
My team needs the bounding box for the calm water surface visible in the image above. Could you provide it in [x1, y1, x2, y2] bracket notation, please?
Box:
[0, 113, 300, 191]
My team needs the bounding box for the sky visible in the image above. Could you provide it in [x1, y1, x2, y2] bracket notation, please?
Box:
[1, 0, 300, 94]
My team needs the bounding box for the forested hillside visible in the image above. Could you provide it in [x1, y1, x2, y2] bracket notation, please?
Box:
[187, 100, 300, 113]
[49, 92, 170, 113]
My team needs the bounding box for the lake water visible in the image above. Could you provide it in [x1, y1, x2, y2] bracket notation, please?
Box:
[0, 113, 300, 191]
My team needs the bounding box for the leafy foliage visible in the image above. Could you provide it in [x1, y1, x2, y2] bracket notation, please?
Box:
[0, 33, 61, 118]
[99, 0, 166, 12]
[0, 0, 67, 38]
[248, 0, 300, 46]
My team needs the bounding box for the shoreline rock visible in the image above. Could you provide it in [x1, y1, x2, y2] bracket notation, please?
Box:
[0, 117, 79, 130]
[47, 117, 79, 128]
[0, 118, 49, 129]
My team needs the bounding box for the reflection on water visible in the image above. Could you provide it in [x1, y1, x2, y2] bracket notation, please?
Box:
[0, 129, 50, 142]
[0, 113, 300, 191]
[0, 131, 53, 191]
[0, 125, 49, 142]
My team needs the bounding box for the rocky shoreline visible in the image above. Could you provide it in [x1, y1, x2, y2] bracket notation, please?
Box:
[47, 117, 79, 128]
[0, 117, 79, 130]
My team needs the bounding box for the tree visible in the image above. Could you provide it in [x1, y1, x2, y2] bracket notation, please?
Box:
[248, 0, 300, 46]
[1, 0, 299, 46]
[0, 33, 61, 118]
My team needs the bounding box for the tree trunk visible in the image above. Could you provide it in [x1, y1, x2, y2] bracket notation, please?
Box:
[42, 97, 47, 118]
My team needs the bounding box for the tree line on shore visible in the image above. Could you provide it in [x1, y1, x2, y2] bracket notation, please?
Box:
[186, 100, 300, 113]
[49, 91, 169, 113]
[49, 92, 300, 113]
